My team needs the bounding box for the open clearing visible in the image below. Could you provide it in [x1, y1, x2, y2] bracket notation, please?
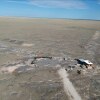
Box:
[0, 17, 100, 100]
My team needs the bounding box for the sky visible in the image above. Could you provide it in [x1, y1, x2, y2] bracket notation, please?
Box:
[0, 0, 100, 20]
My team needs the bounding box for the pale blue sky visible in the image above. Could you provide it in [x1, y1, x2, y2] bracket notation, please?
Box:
[0, 0, 100, 20]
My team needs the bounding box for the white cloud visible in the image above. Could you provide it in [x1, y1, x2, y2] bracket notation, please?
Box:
[30, 0, 87, 9]
[6, 0, 30, 4]
[6, 0, 87, 9]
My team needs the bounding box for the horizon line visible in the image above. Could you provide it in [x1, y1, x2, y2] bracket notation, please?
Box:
[0, 16, 100, 21]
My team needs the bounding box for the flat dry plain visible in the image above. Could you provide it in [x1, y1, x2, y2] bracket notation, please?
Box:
[0, 17, 100, 100]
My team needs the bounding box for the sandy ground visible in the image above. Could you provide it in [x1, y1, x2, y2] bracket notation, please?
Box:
[0, 17, 100, 58]
[0, 64, 25, 73]
[85, 31, 100, 63]
[0, 17, 100, 100]
[22, 43, 34, 47]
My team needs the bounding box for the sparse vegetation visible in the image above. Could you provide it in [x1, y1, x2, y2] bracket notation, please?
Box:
[0, 17, 100, 100]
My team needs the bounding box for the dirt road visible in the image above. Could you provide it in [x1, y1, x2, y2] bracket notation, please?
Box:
[85, 31, 100, 62]
[58, 68, 82, 100]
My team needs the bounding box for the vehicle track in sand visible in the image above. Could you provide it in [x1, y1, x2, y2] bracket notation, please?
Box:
[58, 68, 82, 100]
[85, 31, 100, 61]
